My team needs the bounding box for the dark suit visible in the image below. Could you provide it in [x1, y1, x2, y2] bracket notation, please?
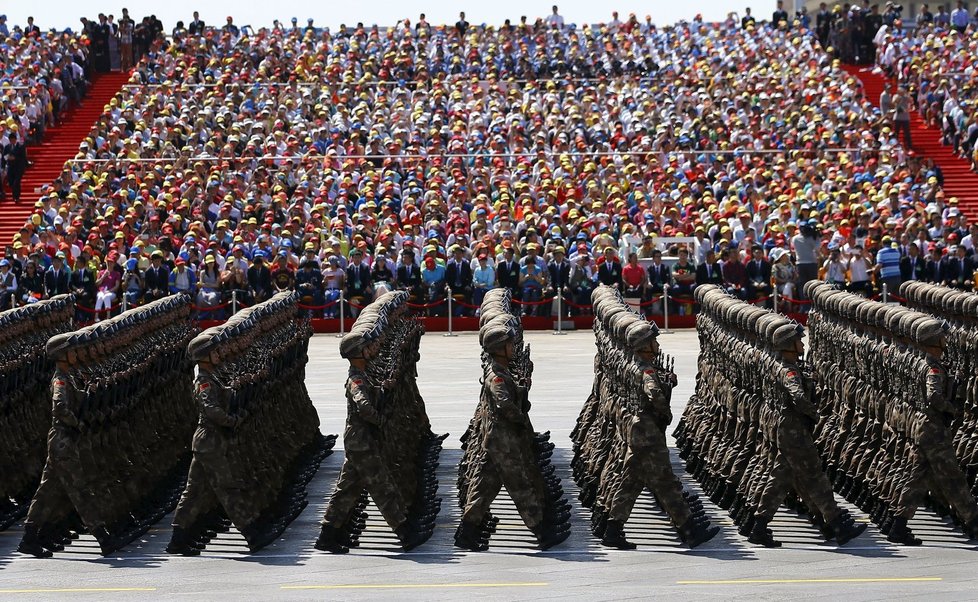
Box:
[496, 258, 521, 297]
[143, 264, 170, 301]
[396, 262, 423, 300]
[547, 260, 571, 291]
[695, 261, 724, 287]
[43, 266, 70, 298]
[597, 260, 623, 288]
[445, 259, 473, 294]
[745, 258, 772, 300]
[941, 256, 976, 289]
[899, 255, 926, 282]
[344, 262, 371, 299]
[647, 262, 670, 294]
[4, 140, 28, 201]
[924, 258, 944, 283]
[188, 19, 206, 34]
[247, 263, 273, 301]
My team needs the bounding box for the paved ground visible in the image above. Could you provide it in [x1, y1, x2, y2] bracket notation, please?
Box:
[1, 329, 976, 600]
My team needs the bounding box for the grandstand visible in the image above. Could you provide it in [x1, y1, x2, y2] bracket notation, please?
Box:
[0, 9, 976, 327]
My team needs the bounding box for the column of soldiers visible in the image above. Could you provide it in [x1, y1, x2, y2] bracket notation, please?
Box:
[316, 290, 446, 554]
[168, 291, 335, 555]
[18, 294, 199, 558]
[572, 285, 718, 549]
[675, 284, 866, 547]
[899, 282, 978, 498]
[806, 281, 978, 545]
[0, 295, 74, 531]
[454, 288, 570, 551]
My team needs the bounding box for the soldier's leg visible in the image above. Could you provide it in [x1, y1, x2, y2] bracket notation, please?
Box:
[921, 426, 978, 523]
[639, 427, 693, 527]
[782, 438, 843, 523]
[460, 456, 502, 526]
[171, 457, 219, 530]
[349, 450, 409, 531]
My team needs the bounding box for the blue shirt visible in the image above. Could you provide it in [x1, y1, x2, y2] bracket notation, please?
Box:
[473, 264, 495, 289]
[876, 246, 901, 279]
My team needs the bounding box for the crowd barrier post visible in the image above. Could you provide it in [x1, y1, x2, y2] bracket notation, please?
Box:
[231, 290, 238, 315]
[335, 291, 346, 338]
[122, 296, 128, 313]
[882, 282, 889, 303]
[554, 293, 566, 336]
[444, 286, 457, 338]
[662, 285, 672, 334]
[772, 286, 779, 314]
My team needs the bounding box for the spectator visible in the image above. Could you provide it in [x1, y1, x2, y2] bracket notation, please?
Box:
[568, 252, 595, 315]
[875, 235, 903, 294]
[746, 245, 773, 304]
[696, 250, 724, 289]
[597, 248, 623, 290]
[247, 253, 272, 303]
[0, 259, 16, 309]
[420, 256, 446, 315]
[122, 257, 143, 307]
[44, 252, 69, 298]
[519, 254, 548, 317]
[94, 255, 121, 320]
[622, 252, 647, 301]
[143, 251, 169, 302]
[847, 246, 874, 296]
[445, 245, 473, 315]
[169, 257, 197, 295]
[671, 248, 697, 311]
[70, 254, 97, 312]
[472, 252, 495, 309]
[771, 248, 799, 310]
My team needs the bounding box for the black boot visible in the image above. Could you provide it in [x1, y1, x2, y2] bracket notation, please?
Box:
[534, 524, 570, 550]
[454, 521, 489, 551]
[679, 517, 720, 548]
[394, 524, 427, 551]
[886, 517, 921, 546]
[600, 519, 636, 549]
[166, 527, 202, 556]
[18, 525, 53, 558]
[314, 525, 350, 554]
[828, 513, 867, 546]
[747, 516, 780, 547]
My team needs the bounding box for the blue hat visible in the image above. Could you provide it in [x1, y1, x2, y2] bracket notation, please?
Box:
[125, 258, 138, 270]
[0, 259, 9, 267]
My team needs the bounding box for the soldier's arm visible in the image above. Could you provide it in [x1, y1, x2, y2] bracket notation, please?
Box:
[642, 370, 672, 422]
[349, 379, 381, 425]
[926, 366, 957, 416]
[198, 381, 242, 428]
[51, 377, 79, 428]
[784, 369, 818, 420]
[489, 375, 523, 422]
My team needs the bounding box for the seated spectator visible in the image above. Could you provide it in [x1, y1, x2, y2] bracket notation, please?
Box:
[720, 248, 749, 300]
[69, 253, 97, 313]
[472, 252, 495, 310]
[344, 249, 372, 315]
[247, 253, 272, 303]
[847, 246, 874, 296]
[44, 252, 69, 298]
[546, 246, 571, 317]
[143, 251, 170, 303]
[122, 257, 143, 307]
[622, 252, 647, 301]
[196, 255, 224, 317]
[569, 251, 595, 315]
[771, 248, 799, 311]
[519, 254, 548, 317]
[445, 245, 473, 316]
[696, 250, 725, 289]
[746, 245, 773, 305]
[94, 254, 121, 320]
[421, 256, 446, 316]
[17, 260, 43, 304]
[169, 257, 197, 296]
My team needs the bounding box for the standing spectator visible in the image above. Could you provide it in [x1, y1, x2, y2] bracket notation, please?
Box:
[188, 11, 206, 34]
[772, 1, 790, 28]
[847, 246, 873, 296]
[0, 259, 16, 310]
[900, 242, 926, 282]
[670, 248, 697, 312]
[892, 85, 913, 149]
[455, 12, 469, 36]
[143, 250, 170, 302]
[119, 9, 135, 71]
[823, 248, 848, 288]
[44, 252, 70, 298]
[951, 1, 970, 33]
[4, 133, 27, 202]
[792, 221, 821, 301]
[875, 236, 903, 295]
[547, 5, 565, 29]
[942, 245, 976, 290]
[472, 252, 495, 309]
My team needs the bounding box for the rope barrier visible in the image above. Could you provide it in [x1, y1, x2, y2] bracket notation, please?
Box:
[296, 298, 341, 310]
[406, 297, 447, 309]
[510, 296, 555, 306]
[780, 296, 813, 305]
[75, 302, 124, 314]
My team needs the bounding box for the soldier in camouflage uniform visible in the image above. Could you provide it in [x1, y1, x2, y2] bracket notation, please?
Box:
[169, 292, 335, 555]
[0, 295, 73, 533]
[455, 288, 570, 551]
[317, 291, 444, 553]
[19, 294, 198, 557]
[576, 285, 718, 549]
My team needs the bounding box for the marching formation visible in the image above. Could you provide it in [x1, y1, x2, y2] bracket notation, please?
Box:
[574, 285, 718, 549]
[167, 291, 335, 555]
[899, 282, 978, 499]
[18, 295, 199, 558]
[807, 281, 978, 545]
[455, 289, 570, 551]
[0, 296, 74, 531]
[676, 285, 866, 548]
[316, 291, 446, 554]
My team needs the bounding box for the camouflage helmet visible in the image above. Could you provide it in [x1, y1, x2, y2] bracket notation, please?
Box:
[625, 320, 658, 350]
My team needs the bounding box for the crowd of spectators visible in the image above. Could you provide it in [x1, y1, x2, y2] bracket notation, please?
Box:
[0, 7, 976, 322]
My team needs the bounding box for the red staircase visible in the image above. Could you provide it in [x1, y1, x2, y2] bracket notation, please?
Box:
[0, 71, 131, 245]
[843, 64, 978, 220]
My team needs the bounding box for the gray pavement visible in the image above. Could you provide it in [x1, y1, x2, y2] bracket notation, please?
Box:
[0, 329, 975, 600]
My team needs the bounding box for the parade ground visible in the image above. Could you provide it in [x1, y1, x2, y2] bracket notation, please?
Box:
[0, 330, 975, 600]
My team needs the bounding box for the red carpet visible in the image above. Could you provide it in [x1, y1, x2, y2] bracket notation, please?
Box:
[0, 71, 131, 245]
[843, 64, 978, 220]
